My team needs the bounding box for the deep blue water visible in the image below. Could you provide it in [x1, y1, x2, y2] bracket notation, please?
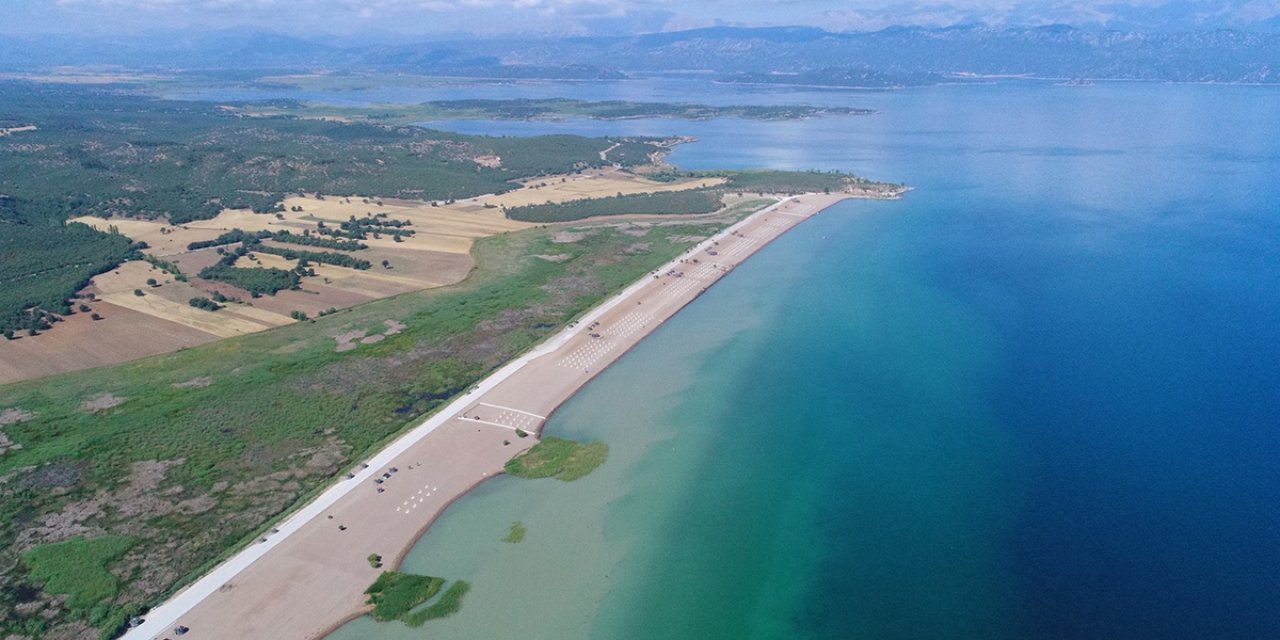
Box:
[257, 79, 1280, 639]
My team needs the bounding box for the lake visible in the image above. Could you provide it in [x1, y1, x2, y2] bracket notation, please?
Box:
[298, 78, 1280, 639]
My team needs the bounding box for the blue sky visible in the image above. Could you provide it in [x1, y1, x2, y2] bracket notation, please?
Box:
[5, 0, 1280, 36]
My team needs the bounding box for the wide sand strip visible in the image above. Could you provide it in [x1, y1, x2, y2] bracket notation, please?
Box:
[124, 192, 857, 640]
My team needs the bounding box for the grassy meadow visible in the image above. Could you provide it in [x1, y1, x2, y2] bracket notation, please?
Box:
[0, 217, 730, 639]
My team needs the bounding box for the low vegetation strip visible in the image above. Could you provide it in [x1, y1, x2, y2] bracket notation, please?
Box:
[721, 169, 884, 194]
[269, 231, 367, 251]
[404, 580, 470, 626]
[506, 189, 723, 222]
[244, 98, 876, 124]
[186, 229, 268, 251]
[504, 436, 609, 481]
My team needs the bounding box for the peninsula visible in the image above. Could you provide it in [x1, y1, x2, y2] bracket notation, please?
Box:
[0, 79, 904, 640]
[233, 98, 877, 125]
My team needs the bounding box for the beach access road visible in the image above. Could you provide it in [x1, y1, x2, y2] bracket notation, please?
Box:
[124, 192, 854, 640]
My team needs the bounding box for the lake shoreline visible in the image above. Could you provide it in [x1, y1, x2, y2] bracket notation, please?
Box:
[123, 189, 900, 640]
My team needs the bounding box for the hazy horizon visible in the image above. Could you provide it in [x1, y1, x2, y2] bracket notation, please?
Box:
[4, 0, 1280, 39]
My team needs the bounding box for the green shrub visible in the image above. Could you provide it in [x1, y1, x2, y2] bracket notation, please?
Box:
[364, 571, 443, 622]
[21, 536, 136, 610]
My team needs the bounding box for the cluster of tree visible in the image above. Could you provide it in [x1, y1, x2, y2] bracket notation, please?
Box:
[305, 214, 418, 241]
[316, 227, 412, 242]
[142, 254, 187, 281]
[346, 214, 411, 229]
[251, 245, 372, 270]
[269, 230, 366, 251]
[505, 189, 723, 223]
[197, 255, 300, 296]
[187, 229, 271, 251]
[0, 222, 138, 335]
[1, 308, 58, 339]
[190, 228, 372, 252]
[188, 296, 223, 311]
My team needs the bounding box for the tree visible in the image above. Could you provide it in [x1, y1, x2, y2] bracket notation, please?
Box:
[381, 260, 391, 269]
[79, 304, 90, 313]
[3, 329, 13, 340]
[133, 289, 144, 297]
[146, 278, 158, 287]
[90, 313, 102, 321]
[290, 310, 308, 321]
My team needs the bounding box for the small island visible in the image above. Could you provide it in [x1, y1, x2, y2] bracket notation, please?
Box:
[504, 436, 609, 481]
[364, 571, 471, 627]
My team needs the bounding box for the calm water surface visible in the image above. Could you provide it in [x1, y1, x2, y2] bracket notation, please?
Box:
[314, 81, 1280, 639]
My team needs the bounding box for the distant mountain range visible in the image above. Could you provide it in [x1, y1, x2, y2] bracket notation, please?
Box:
[2, 24, 1278, 85]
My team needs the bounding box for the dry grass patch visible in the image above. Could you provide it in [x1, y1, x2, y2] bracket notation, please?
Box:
[80, 392, 125, 413]
[172, 377, 213, 389]
[0, 407, 33, 426]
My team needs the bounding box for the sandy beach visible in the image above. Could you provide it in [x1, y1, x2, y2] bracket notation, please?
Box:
[123, 192, 861, 640]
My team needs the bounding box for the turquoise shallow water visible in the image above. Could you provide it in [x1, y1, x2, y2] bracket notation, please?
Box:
[321, 81, 1280, 639]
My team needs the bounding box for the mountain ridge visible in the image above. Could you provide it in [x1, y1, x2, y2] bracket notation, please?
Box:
[0, 25, 1277, 84]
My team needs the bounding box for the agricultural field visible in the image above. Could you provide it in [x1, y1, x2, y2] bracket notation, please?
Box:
[0, 80, 662, 341]
[3, 164, 729, 383]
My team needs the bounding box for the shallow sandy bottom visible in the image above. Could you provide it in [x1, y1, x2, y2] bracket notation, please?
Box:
[124, 194, 851, 640]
